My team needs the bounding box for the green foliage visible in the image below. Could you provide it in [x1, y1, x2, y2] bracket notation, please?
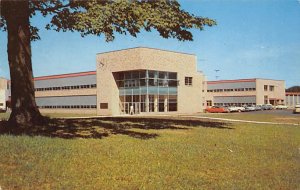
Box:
[1, 0, 216, 42]
[286, 86, 300, 92]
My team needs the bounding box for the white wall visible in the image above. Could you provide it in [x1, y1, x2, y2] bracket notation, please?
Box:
[0, 89, 6, 110]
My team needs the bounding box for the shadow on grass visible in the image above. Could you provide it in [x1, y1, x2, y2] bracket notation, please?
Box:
[0, 117, 233, 140]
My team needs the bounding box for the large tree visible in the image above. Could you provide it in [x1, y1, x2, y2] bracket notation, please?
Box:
[0, 0, 216, 128]
[286, 86, 300, 92]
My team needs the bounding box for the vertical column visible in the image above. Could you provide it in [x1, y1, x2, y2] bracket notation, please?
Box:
[154, 95, 158, 112]
[293, 95, 295, 107]
[145, 95, 149, 112]
[164, 95, 168, 112]
[146, 70, 149, 112]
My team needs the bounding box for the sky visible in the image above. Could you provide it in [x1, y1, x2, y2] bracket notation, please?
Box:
[1, 0, 300, 88]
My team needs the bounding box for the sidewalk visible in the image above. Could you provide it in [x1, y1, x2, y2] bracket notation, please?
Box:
[177, 115, 300, 126]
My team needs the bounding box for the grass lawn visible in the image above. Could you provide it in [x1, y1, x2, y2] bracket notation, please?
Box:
[0, 112, 96, 120]
[197, 111, 300, 124]
[0, 112, 10, 120]
[0, 117, 299, 189]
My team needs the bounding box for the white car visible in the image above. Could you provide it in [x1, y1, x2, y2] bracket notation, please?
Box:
[227, 106, 245, 112]
[293, 105, 300, 114]
[244, 105, 256, 111]
[275, 104, 288, 110]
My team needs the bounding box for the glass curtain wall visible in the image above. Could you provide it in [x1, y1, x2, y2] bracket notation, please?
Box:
[115, 70, 178, 114]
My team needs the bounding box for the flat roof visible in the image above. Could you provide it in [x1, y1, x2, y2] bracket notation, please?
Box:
[208, 78, 284, 84]
[286, 92, 300, 95]
[34, 71, 96, 81]
[208, 79, 256, 84]
[97, 47, 196, 56]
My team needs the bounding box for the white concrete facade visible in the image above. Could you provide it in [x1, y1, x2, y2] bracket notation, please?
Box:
[0, 78, 8, 111]
[286, 92, 300, 108]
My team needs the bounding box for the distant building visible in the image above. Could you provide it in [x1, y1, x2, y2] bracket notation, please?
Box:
[205, 78, 285, 107]
[0, 77, 9, 111]
[285, 92, 300, 108]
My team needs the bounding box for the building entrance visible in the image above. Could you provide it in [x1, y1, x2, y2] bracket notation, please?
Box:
[124, 102, 141, 114]
[116, 70, 178, 115]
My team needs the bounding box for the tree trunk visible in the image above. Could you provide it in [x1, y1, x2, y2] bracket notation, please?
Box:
[2, 0, 44, 128]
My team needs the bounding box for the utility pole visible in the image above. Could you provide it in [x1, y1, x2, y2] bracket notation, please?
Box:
[214, 69, 220, 80]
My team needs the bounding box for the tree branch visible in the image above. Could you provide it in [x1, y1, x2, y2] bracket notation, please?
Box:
[34, 2, 70, 14]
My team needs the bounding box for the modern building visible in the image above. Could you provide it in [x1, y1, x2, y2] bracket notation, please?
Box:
[96, 47, 206, 115]
[2, 47, 204, 115]
[285, 92, 300, 108]
[205, 78, 286, 107]
[2, 47, 293, 115]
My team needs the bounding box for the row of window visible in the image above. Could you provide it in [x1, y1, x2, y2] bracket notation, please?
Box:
[35, 84, 96, 91]
[207, 88, 256, 92]
[214, 103, 256, 106]
[114, 70, 177, 80]
[120, 95, 177, 103]
[264, 85, 275, 91]
[116, 79, 178, 88]
[39, 105, 97, 109]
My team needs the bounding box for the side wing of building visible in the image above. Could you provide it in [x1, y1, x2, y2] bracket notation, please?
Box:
[206, 79, 257, 106]
[206, 78, 285, 106]
[34, 71, 97, 114]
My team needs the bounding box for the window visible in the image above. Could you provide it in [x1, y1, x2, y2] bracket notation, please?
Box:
[264, 95, 268, 104]
[100, 103, 108, 109]
[269, 85, 274, 91]
[185, 77, 192, 86]
[264, 85, 268, 91]
[206, 100, 212, 106]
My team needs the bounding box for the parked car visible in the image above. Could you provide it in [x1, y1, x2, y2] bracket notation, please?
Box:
[293, 104, 300, 114]
[262, 104, 273, 110]
[244, 105, 256, 111]
[205, 106, 230, 113]
[255, 104, 263, 111]
[227, 106, 245, 112]
[275, 104, 288, 110]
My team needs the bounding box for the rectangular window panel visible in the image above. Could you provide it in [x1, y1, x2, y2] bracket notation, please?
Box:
[168, 103, 177, 111]
[100, 103, 108, 109]
[169, 72, 177, 79]
[185, 77, 192, 86]
[140, 71, 146, 78]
